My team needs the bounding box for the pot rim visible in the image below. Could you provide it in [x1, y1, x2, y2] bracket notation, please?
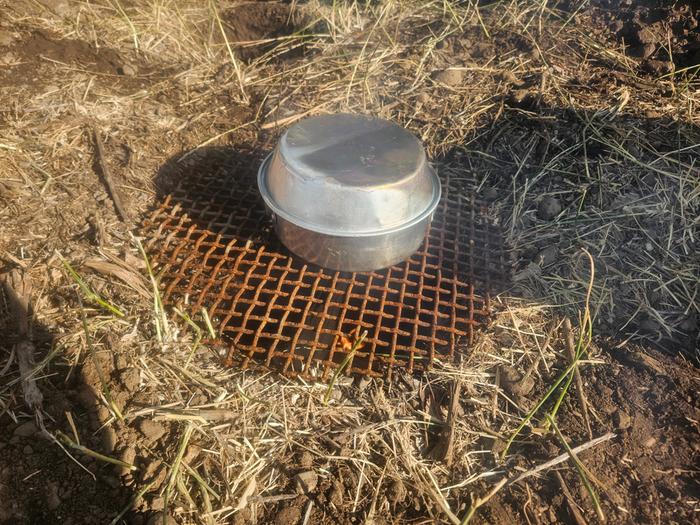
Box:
[257, 153, 442, 238]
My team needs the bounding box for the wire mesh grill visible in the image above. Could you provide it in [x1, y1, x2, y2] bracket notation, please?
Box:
[142, 150, 509, 379]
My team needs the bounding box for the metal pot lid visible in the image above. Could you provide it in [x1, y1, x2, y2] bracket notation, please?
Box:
[258, 113, 441, 237]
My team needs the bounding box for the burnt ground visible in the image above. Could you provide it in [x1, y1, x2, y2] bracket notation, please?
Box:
[1, 1, 699, 525]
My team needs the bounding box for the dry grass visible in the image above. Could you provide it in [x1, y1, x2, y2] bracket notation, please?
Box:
[0, 0, 698, 524]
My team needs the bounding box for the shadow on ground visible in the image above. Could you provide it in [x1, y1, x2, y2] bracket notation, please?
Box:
[148, 103, 699, 364]
[0, 275, 141, 524]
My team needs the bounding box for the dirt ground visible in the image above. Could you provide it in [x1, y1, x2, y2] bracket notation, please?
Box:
[1, 1, 698, 525]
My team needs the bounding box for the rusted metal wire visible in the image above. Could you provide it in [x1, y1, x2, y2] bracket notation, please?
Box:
[142, 153, 509, 379]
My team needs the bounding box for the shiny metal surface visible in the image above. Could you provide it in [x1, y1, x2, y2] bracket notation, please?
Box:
[258, 113, 441, 271]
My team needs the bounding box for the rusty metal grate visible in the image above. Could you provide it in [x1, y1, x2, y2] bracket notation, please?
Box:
[142, 150, 509, 379]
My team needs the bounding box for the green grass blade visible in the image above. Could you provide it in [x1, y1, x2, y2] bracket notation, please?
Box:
[57, 431, 136, 470]
[61, 258, 124, 317]
[133, 235, 169, 343]
[323, 330, 368, 405]
[547, 415, 606, 522]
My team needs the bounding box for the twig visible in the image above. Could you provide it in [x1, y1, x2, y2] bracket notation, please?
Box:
[460, 477, 508, 524]
[564, 317, 592, 438]
[442, 380, 462, 466]
[511, 432, 615, 484]
[302, 499, 314, 525]
[1, 270, 44, 415]
[247, 493, 297, 504]
[110, 482, 154, 525]
[554, 471, 588, 525]
[133, 234, 169, 343]
[422, 466, 460, 525]
[260, 104, 329, 130]
[92, 128, 130, 222]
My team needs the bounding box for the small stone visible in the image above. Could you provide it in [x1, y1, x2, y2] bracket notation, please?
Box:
[139, 419, 167, 443]
[23, 445, 33, 455]
[13, 420, 38, 437]
[613, 410, 632, 430]
[298, 451, 313, 469]
[433, 68, 464, 87]
[610, 19, 624, 34]
[644, 437, 657, 448]
[143, 459, 167, 487]
[118, 63, 136, 76]
[388, 478, 407, 505]
[416, 91, 431, 105]
[120, 368, 141, 392]
[294, 470, 318, 494]
[146, 512, 176, 525]
[537, 196, 562, 221]
[329, 480, 343, 507]
[511, 89, 530, 104]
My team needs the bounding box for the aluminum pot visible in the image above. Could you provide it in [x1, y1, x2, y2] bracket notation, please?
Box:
[257, 113, 441, 272]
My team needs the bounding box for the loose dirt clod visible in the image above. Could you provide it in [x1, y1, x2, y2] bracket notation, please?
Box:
[537, 196, 563, 221]
[613, 410, 632, 430]
[294, 471, 318, 494]
[500, 367, 535, 398]
[13, 421, 38, 438]
[433, 68, 464, 86]
[275, 505, 302, 525]
[138, 420, 167, 443]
